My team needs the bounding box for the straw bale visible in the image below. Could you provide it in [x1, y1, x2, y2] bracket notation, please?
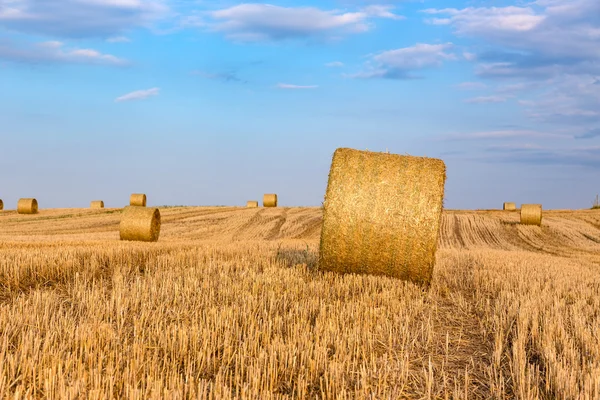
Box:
[318, 148, 446, 286]
[91, 200, 104, 209]
[120, 206, 161, 242]
[130, 193, 147, 207]
[246, 201, 259, 208]
[0, 199, 3, 210]
[503, 202, 516, 211]
[17, 198, 38, 214]
[520, 204, 542, 226]
[263, 194, 277, 207]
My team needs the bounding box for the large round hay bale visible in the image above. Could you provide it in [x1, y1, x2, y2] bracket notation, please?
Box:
[130, 193, 147, 207]
[246, 201, 259, 208]
[263, 194, 277, 207]
[520, 204, 542, 226]
[17, 198, 38, 214]
[318, 148, 446, 286]
[0, 199, 3, 210]
[503, 202, 516, 211]
[91, 200, 104, 209]
[120, 206, 161, 242]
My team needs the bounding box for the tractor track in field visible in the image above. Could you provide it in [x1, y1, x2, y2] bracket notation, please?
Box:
[265, 209, 289, 240]
[231, 209, 267, 241]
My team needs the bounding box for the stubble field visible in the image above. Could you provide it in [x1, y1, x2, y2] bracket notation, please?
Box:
[0, 206, 599, 399]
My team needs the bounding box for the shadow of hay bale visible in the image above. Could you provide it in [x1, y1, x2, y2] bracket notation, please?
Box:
[275, 245, 318, 270]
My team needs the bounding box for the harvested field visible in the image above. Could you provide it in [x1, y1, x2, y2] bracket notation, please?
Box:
[0, 207, 599, 399]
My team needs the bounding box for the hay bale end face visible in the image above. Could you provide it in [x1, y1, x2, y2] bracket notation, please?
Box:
[120, 206, 161, 242]
[130, 193, 147, 207]
[503, 202, 516, 211]
[0, 199, 3, 211]
[17, 198, 38, 214]
[91, 200, 104, 209]
[263, 194, 278, 207]
[246, 201, 259, 208]
[318, 148, 447, 286]
[520, 204, 542, 226]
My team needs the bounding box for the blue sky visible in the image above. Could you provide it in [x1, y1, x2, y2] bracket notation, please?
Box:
[0, 0, 598, 209]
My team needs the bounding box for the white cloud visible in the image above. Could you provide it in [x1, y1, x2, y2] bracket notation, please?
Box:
[0, 39, 129, 65]
[462, 51, 476, 61]
[0, 0, 169, 38]
[349, 43, 456, 79]
[454, 81, 487, 90]
[421, 1, 600, 71]
[276, 83, 318, 89]
[517, 74, 600, 126]
[495, 81, 544, 94]
[479, 144, 600, 168]
[115, 87, 159, 102]
[421, 6, 546, 33]
[40, 41, 64, 49]
[464, 95, 511, 104]
[424, 18, 451, 25]
[361, 5, 405, 20]
[325, 61, 344, 67]
[484, 143, 545, 151]
[423, 1, 600, 137]
[198, 3, 403, 42]
[441, 129, 572, 141]
[107, 36, 131, 43]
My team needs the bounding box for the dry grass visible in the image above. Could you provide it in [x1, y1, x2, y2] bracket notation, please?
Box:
[130, 194, 147, 207]
[91, 201, 105, 209]
[246, 201, 259, 208]
[17, 198, 38, 214]
[0, 207, 599, 398]
[319, 148, 446, 286]
[263, 194, 278, 207]
[120, 206, 161, 242]
[521, 204, 542, 226]
[502, 202, 516, 211]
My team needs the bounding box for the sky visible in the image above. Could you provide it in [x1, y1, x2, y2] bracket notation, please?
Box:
[0, 0, 598, 210]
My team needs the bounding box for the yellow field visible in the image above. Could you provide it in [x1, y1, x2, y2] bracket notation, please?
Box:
[0, 207, 599, 399]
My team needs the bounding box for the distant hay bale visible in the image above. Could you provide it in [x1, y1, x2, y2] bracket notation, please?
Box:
[319, 148, 446, 286]
[91, 200, 104, 209]
[263, 194, 277, 207]
[0, 199, 3, 210]
[120, 206, 161, 242]
[130, 193, 147, 207]
[503, 202, 516, 211]
[17, 198, 38, 214]
[246, 201, 259, 208]
[520, 204, 542, 226]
